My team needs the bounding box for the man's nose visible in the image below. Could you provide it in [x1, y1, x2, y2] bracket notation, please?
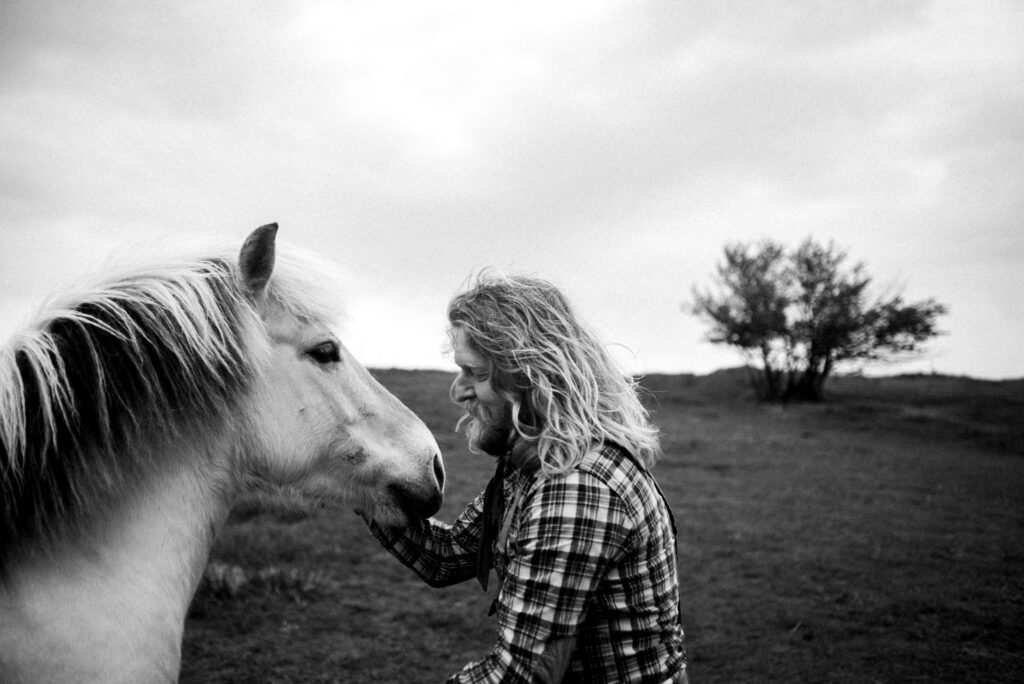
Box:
[452, 374, 474, 402]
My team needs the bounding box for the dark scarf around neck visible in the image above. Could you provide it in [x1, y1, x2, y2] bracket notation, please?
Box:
[476, 439, 540, 591]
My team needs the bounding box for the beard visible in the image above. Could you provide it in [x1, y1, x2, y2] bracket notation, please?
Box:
[462, 401, 515, 456]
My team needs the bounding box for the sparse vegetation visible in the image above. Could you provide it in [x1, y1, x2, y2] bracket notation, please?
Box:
[690, 238, 947, 401]
[181, 368, 1024, 683]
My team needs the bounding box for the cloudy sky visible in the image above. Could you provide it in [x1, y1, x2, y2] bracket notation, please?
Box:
[2, 0, 1022, 380]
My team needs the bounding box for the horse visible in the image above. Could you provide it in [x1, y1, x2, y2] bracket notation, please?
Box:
[0, 224, 445, 683]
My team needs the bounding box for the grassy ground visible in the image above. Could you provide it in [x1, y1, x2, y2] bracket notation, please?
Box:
[180, 369, 1024, 683]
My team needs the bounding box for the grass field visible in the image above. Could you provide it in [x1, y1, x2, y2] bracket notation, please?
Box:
[180, 369, 1024, 683]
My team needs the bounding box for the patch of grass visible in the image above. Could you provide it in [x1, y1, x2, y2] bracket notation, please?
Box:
[194, 563, 341, 603]
[181, 370, 1024, 683]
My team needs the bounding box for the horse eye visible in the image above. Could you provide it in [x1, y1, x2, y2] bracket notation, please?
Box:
[306, 341, 341, 365]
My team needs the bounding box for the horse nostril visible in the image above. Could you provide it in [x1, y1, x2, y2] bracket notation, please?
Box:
[433, 453, 446, 491]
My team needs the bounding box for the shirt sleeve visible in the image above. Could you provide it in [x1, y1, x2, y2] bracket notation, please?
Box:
[368, 492, 485, 588]
[448, 470, 634, 683]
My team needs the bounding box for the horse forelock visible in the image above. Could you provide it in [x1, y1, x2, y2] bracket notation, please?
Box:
[262, 246, 349, 327]
[0, 254, 269, 562]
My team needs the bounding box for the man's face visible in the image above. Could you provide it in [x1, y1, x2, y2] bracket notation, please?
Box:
[451, 326, 514, 455]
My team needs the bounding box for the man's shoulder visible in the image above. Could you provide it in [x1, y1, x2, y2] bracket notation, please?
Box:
[529, 443, 645, 495]
[581, 443, 665, 517]
[533, 443, 645, 512]
[578, 442, 642, 481]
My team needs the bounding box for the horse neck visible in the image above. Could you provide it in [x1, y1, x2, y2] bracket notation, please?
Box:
[0, 442, 238, 684]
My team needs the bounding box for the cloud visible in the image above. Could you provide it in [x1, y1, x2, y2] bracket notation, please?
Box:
[1, 0, 1022, 378]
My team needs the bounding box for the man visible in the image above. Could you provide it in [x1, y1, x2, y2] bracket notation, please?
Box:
[364, 272, 688, 683]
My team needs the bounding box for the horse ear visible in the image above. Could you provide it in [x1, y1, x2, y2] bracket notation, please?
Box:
[239, 223, 278, 299]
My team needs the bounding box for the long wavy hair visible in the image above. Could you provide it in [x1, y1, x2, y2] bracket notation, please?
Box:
[447, 272, 660, 474]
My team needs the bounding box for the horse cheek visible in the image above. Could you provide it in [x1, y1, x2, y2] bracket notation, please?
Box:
[247, 363, 324, 483]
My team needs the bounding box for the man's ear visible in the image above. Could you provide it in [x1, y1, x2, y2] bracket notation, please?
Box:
[238, 223, 278, 302]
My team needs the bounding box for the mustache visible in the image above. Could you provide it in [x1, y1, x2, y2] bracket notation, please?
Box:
[457, 401, 512, 435]
[462, 400, 501, 422]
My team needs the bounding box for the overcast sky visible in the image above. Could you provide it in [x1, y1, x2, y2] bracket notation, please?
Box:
[2, 0, 1022, 380]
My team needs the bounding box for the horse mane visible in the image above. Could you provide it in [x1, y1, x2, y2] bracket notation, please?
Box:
[0, 242, 344, 568]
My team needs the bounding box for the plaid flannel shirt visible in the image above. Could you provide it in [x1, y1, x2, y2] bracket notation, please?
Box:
[370, 443, 687, 683]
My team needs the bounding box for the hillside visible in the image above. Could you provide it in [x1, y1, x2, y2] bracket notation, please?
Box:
[181, 369, 1024, 683]
[635, 368, 1024, 455]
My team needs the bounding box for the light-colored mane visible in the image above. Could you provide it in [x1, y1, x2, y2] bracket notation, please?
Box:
[0, 245, 343, 570]
[0, 225, 443, 684]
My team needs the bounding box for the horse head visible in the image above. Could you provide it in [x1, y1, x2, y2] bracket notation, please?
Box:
[236, 224, 444, 526]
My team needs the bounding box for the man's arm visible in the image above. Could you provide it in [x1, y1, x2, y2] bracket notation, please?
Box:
[367, 492, 486, 588]
[448, 471, 632, 683]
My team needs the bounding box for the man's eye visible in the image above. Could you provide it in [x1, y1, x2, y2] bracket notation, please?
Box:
[463, 368, 487, 382]
[306, 341, 341, 365]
